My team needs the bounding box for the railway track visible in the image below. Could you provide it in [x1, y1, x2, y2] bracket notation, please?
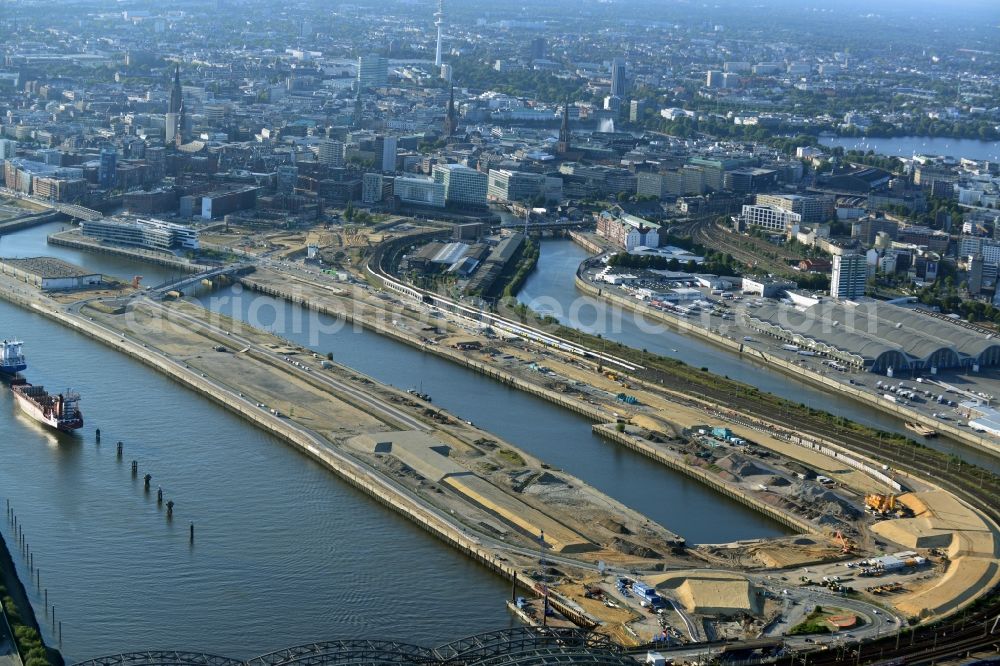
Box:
[681, 216, 805, 276]
[777, 611, 1000, 665]
[629, 364, 1000, 525]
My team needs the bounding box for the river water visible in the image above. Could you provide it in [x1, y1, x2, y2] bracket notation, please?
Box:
[819, 136, 1000, 162]
[0, 224, 792, 661]
[0, 299, 513, 662]
[517, 239, 1000, 474]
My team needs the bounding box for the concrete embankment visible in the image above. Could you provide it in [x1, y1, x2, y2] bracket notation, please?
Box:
[0, 211, 62, 235]
[572, 272, 1000, 458]
[594, 425, 814, 535]
[0, 285, 597, 631]
[47, 233, 205, 274]
[567, 231, 604, 254]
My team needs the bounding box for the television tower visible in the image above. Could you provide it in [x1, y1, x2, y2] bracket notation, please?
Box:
[434, 0, 444, 67]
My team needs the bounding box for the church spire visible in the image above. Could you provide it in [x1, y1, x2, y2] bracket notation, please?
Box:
[169, 65, 182, 114]
[557, 97, 571, 155]
[443, 84, 457, 137]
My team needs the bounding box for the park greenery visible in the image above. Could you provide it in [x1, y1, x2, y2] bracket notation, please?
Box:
[606, 250, 739, 277]
[917, 277, 1000, 325]
[500, 238, 540, 299]
[1, 583, 54, 666]
[788, 607, 833, 636]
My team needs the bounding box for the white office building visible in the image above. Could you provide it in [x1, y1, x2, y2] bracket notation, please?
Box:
[738, 204, 802, 232]
[82, 217, 200, 251]
[432, 164, 488, 208]
[487, 169, 561, 203]
[393, 176, 446, 208]
[363, 173, 393, 204]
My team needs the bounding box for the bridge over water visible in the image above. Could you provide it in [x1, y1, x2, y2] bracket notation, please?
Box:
[151, 264, 254, 296]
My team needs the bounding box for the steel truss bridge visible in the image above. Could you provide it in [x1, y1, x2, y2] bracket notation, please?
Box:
[72, 628, 636, 666]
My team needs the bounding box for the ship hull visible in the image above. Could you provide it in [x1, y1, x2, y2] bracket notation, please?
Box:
[12, 389, 83, 432]
[0, 363, 28, 375]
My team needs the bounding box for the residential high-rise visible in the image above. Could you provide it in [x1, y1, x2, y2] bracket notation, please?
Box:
[317, 140, 345, 168]
[831, 253, 867, 300]
[98, 148, 117, 189]
[610, 58, 627, 98]
[357, 54, 388, 90]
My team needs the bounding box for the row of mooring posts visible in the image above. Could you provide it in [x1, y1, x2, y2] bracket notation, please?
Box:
[0, 429, 199, 652]
[6, 499, 61, 647]
[99, 429, 193, 544]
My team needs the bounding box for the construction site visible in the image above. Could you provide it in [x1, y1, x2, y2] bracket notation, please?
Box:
[1, 220, 997, 649]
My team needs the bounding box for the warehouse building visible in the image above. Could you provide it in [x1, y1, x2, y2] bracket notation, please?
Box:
[0, 257, 102, 291]
[744, 300, 1000, 373]
[597, 208, 660, 251]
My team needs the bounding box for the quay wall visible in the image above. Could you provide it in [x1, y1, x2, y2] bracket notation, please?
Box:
[594, 425, 814, 535]
[0, 211, 62, 235]
[46, 234, 205, 274]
